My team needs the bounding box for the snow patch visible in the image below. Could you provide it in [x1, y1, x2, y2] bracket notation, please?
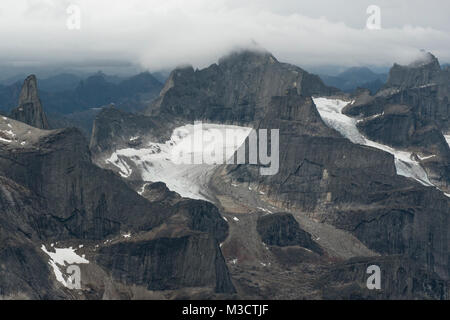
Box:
[445, 135, 450, 148]
[258, 207, 272, 214]
[313, 97, 433, 187]
[41, 245, 89, 288]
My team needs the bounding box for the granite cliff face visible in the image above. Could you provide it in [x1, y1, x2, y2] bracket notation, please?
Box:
[10, 75, 50, 129]
[343, 52, 450, 192]
[88, 50, 449, 299]
[0, 115, 234, 299]
[212, 89, 449, 298]
[385, 52, 442, 90]
[89, 106, 175, 157]
[147, 50, 338, 124]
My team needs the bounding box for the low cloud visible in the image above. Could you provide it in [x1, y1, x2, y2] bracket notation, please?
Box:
[0, 0, 449, 72]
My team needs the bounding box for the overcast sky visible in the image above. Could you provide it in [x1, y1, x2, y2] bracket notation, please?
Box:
[1, 0, 449, 72]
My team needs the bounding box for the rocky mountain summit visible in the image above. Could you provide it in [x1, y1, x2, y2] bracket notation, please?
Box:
[9, 75, 50, 129]
[147, 50, 338, 124]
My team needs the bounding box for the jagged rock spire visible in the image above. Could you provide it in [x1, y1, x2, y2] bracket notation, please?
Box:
[10, 75, 50, 129]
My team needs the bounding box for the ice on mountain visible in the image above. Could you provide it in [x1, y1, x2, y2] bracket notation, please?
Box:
[313, 97, 434, 187]
[106, 123, 252, 201]
[41, 245, 89, 288]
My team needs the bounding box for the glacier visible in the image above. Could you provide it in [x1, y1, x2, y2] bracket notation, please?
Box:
[313, 97, 434, 187]
[106, 123, 252, 201]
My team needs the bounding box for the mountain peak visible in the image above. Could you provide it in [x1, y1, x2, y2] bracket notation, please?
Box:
[218, 49, 277, 66]
[406, 51, 440, 69]
[385, 51, 441, 89]
[9, 75, 50, 129]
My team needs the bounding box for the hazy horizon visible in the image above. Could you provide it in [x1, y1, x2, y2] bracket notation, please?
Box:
[1, 0, 450, 79]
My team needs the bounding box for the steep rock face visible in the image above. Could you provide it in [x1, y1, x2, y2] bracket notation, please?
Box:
[256, 213, 322, 254]
[89, 106, 175, 156]
[221, 90, 450, 287]
[0, 126, 169, 240]
[225, 90, 398, 211]
[356, 106, 450, 191]
[318, 256, 448, 300]
[0, 116, 234, 297]
[96, 232, 235, 293]
[147, 50, 338, 124]
[0, 175, 72, 299]
[343, 53, 450, 191]
[385, 52, 442, 90]
[10, 75, 50, 129]
[346, 52, 450, 131]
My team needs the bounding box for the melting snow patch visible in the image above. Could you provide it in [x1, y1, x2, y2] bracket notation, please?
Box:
[313, 97, 434, 187]
[3, 130, 15, 137]
[258, 207, 272, 214]
[41, 245, 89, 288]
[105, 123, 252, 201]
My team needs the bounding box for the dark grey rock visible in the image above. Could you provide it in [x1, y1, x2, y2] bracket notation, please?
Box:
[10, 75, 50, 129]
[257, 213, 322, 254]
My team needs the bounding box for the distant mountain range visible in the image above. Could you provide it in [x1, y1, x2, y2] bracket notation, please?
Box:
[0, 71, 163, 114]
[0, 71, 163, 136]
[319, 66, 388, 94]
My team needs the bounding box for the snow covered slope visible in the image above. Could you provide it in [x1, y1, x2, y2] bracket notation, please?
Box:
[313, 97, 433, 187]
[41, 245, 89, 288]
[106, 123, 252, 201]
